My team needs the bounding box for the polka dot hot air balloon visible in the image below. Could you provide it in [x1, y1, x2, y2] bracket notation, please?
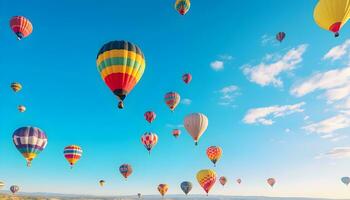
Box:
[196, 169, 216, 196]
[184, 113, 208, 145]
[64, 145, 83, 168]
[164, 92, 180, 111]
[141, 132, 158, 154]
[206, 146, 222, 167]
[144, 111, 156, 124]
[10, 16, 33, 40]
[175, 0, 191, 15]
[13, 126, 48, 167]
[119, 164, 133, 180]
[10, 185, 19, 194]
[157, 184, 168, 197]
[96, 41, 146, 109]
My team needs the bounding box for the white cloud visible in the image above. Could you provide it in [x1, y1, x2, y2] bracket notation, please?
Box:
[304, 115, 310, 120]
[285, 128, 291, 133]
[261, 34, 276, 46]
[218, 85, 239, 106]
[243, 44, 308, 87]
[303, 114, 350, 134]
[317, 147, 350, 159]
[219, 54, 234, 60]
[323, 40, 350, 61]
[210, 61, 224, 71]
[166, 124, 184, 129]
[181, 98, 192, 105]
[243, 102, 305, 125]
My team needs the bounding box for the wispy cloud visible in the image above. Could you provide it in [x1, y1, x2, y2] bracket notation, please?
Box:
[217, 85, 239, 106]
[210, 54, 233, 71]
[243, 44, 308, 87]
[316, 147, 350, 159]
[261, 34, 276, 46]
[243, 102, 305, 125]
[303, 114, 350, 135]
[181, 98, 192, 105]
[166, 124, 184, 129]
[323, 40, 350, 61]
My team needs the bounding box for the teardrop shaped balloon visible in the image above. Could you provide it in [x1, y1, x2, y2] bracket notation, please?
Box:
[157, 184, 168, 197]
[196, 169, 216, 195]
[172, 129, 181, 138]
[341, 177, 350, 186]
[267, 178, 276, 187]
[64, 145, 83, 168]
[206, 146, 222, 167]
[144, 111, 156, 124]
[164, 92, 180, 111]
[184, 113, 208, 145]
[119, 164, 133, 180]
[11, 82, 22, 92]
[10, 16, 33, 40]
[237, 178, 242, 184]
[13, 126, 48, 167]
[97, 40, 146, 109]
[99, 180, 105, 187]
[175, 0, 191, 15]
[314, 0, 350, 37]
[10, 185, 19, 194]
[276, 32, 285, 42]
[180, 181, 192, 195]
[141, 132, 158, 154]
[182, 73, 192, 84]
[219, 176, 227, 186]
[18, 105, 26, 113]
[0, 181, 4, 190]
[137, 193, 141, 199]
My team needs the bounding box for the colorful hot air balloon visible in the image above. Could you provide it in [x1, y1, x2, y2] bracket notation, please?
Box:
[180, 181, 193, 195]
[137, 193, 141, 199]
[164, 92, 180, 111]
[314, 0, 350, 37]
[119, 164, 133, 180]
[10, 185, 19, 194]
[197, 169, 216, 195]
[144, 111, 156, 124]
[18, 105, 26, 113]
[182, 73, 192, 84]
[276, 32, 286, 42]
[141, 132, 158, 154]
[267, 178, 276, 187]
[184, 113, 208, 145]
[172, 129, 181, 138]
[13, 126, 48, 167]
[64, 145, 82, 168]
[157, 184, 168, 197]
[175, 0, 191, 15]
[341, 177, 350, 186]
[11, 82, 22, 92]
[206, 146, 222, 167]
[237, 178, 242, 184]
[99, 180, 105, 187]
[0, 181, 4, 190]
[10, 16, 33, 40]
[219, 176, 227, 186]
[97, 40, 146, 109]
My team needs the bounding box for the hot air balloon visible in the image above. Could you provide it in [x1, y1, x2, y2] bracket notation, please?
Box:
[314, 0, 350, 37]
[11, 82, 22, 92]
[18, 105, 26, 113]
[175, 0, 191, 15]
[137, 193, 142, 199]
[10, 16, 33, 40]
[197, 169, 216, 195]
[119, 164, 133, 180]
[184, 113, 208, 145]
[172, 129, 181, 138]
[164, 92, 180, 111]
[341, 177, 350, 186]
[237, 178, 242, 184]
[97, 40, 146, 109]
[141, 132, 158, 154]
[10, 185, 19, 194]
[0, 181, 4, 190]
[276, 32, 286, 42]
[13, 126, 48, 167]
[180, 181, 192, 195]
[64, 145, 82, 168]
[182, 73, 192, 84]
[267, 178, 276, 187]
[206, 146, 222, 167]
[99, 180, 105, 187]
[144, 111, 156, 124]
[157, 184, 168, 197]
[219, 176, 227, 186]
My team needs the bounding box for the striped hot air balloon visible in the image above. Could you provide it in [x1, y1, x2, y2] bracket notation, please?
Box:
[96, 40, 146, 109]
[141, 132, 158, 154]
[196, 169, 216, 195]
[276, 32, 286, 42]
[64, 145, 83, 168]
[164, 92, 180, 111]
[10, 16, 33, 40]
[175, 0, 191, 15]
[144, 111, 156, 124]
[119, 164, 133, 180]
[157, 184, 168, 197]
[13, 126, 48, 167]
[206, 146, 222, 167]
[182, 73, 192, 84]
[11, 82, 22, 92]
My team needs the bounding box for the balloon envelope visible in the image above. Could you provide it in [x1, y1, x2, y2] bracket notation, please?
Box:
[267, 178, 276, 187]
[341, 177, 350, 186]
[64, 145, 82, 168]
[164, 92, 180, 111]
[99, 180, 105, 187]
[276, 32, 285, 42]
[10, 16, 33, 40]
[196, 169, 216, 195]
[180, 181, 193, 195]
[119, 164, 133, 180]
[18, 105, 26, 112]
[175, 0, 191, 15]
[141, 132, 158, 154]
[10, 185, 19, 194]
[172, 129, 181, 138]
[144, 111, 156, 123]
[182, 73, 192, 84]
[206, 146, 222, 166]
[11, 82, 22, 92]
[219, 176, 227, 186]
[237, 178, 242, 184]
[184, 113, 208, 145]
[157, 184, 168, 197]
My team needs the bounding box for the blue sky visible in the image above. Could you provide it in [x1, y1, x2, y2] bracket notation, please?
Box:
[1, 0, 350, 198]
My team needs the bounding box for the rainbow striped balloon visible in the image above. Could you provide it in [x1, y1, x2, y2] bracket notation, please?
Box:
[64, 145, 82, 168]
[175, 0, 191, 15]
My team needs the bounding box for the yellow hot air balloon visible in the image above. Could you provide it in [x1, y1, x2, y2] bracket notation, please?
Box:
[11, 82, 22, 92]
[99, 180, 105, 187]
[184, 113, 208, 145]
[196, 169, 216, 195]
[314, 0, 350, 37]
[157, 184, 168, 197]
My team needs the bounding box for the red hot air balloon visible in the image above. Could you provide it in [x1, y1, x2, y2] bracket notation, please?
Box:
[276, 32, 286, 42]
[267, 178, 276, 187]
[144, 111, 156, 124]
[172, 129, 181, 138]
[10, 16, 33, 40]
[182, 73, 192, 84]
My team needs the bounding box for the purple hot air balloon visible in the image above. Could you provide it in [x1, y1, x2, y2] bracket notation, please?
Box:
[13, 126, 48, 167]
[10, 185, 19, 194]
[276, 32, 286, 42]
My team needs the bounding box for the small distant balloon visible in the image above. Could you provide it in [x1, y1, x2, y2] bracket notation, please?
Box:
[18, 105, 26, 113]
[137, 193, 141, 199]
[237, 178, 242, 184]
[11, 82, 22, 92]
[144, 111, 156, 124]
[99, 180, 105, 187]
[157, 184, 168, 197]
[206, 146, 222, 167]
[219, 176, 227, 186]
[267, 178, 276, 187]
[180, 181, 192, 195]
[172, 129, 181, 138]
[341, 177, 350, 186]
[182, 73, 192, 84]
[175, 0, 191, 15]
[276, 32, 285, 42]
[164, 92, 180, 111]
[119, 164, 133, 180]
[10, 185, 19, 194]
[0, 181, 4, 190]
[10, 16, 33, 40]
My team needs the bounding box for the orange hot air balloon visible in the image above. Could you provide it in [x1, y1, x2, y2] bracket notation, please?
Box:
[119, 164, 133, 180]
[144, 111, 156, 123]
[206, 146, 222, 167]
[172, 129, 181, 138]
[196, 169, 216, 195]
[267, 178, 276, 187]
[10, 16, 33, 40]
[157, 184, 168, 197]
[237, 178, 242, 184]
[18, 105, 26, 113]
[11, 82, 22, 92]
[184, 113, 208, 145]
[219, 176, 227, 186]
